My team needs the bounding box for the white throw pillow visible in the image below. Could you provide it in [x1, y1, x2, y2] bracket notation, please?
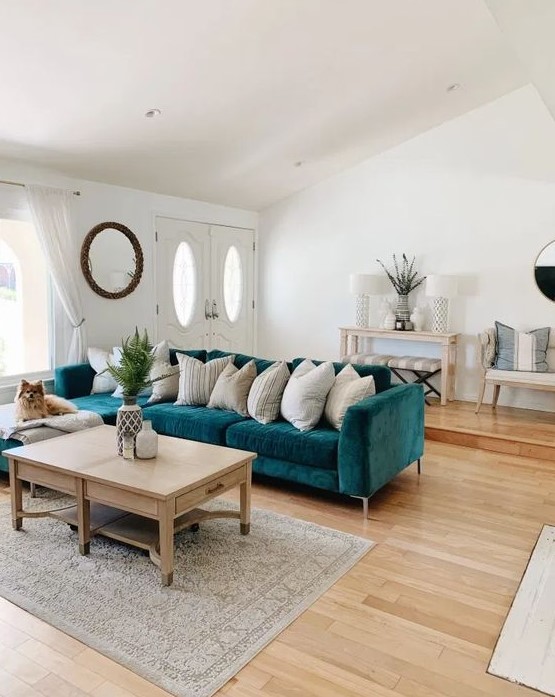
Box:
[175, 354, 234, 406]
[112, 340, 170, 398]
[280, 360, 335, 431]
[88, 347, 118, 394]
[147, 361, 180, 404]
[247, 361, 290, 424]
[324, 364, 375, 430]
[208, 360, 257, 416]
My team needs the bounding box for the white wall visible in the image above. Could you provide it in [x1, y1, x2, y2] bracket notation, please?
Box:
[0, 159, 257, 351]
[257, 85, 555, 410]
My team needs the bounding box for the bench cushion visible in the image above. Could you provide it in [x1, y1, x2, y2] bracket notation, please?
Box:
[342, 353, 394, 366]
[485, 369, 555, 386]
[388, 356, 441, 372]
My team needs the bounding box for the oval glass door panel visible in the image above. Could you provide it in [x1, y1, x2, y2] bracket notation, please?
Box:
[173, 242, 196, 327]
[223, 245, 243, 322]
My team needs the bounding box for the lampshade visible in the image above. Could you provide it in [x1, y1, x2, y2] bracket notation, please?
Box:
[349, 273, 382, 295]
[425, 275, 457, 298]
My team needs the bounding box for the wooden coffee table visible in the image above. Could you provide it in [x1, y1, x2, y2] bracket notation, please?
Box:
[4, 425, 256, 586]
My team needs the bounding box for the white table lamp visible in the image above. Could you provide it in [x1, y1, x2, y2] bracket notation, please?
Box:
[425, 275, 457, 333]
[349, 273, 382, 327]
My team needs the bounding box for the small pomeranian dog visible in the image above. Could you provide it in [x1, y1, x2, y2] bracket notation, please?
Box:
[15, 379, 77, 422]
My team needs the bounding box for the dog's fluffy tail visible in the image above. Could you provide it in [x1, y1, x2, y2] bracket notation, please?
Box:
[44, 395, 77, 416]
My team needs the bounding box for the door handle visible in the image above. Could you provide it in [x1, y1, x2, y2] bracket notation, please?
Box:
[205, 299, 212, 319]
[212, 300, 219, 319]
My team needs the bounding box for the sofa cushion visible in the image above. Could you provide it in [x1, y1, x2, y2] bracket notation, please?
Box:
[292, 357, 391, 393]
[170, 348, 206, 365]
[226, 420, 339, 470]
[206, 350, 278, 375]
[142, 403, 246, 445]
[70, 394, 149, 425]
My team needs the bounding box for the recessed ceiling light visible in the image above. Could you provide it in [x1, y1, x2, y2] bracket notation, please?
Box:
[145, 108, 162, 118]
[294, 161, 304, 167]
[446, 83, 461, 93]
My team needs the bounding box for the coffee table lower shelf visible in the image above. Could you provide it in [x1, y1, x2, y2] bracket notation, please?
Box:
[51, 502, 243, 569]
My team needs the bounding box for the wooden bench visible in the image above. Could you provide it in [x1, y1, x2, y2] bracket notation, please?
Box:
[476, 328, 555, 413]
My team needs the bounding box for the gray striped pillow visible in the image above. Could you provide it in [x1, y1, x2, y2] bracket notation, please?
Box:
[175, 354, 234, 406]
[247, 361, 290, 424]
[280, 360, 335, 431]
[494, 322, 550, 372]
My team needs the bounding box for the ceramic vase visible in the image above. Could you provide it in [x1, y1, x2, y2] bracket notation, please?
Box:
[410, 306, 425, 332]
[116, 396, 143, 456]
[136, 420, 158, 459]
[384, 310, 396, 330]
[395, 294, 411, 321]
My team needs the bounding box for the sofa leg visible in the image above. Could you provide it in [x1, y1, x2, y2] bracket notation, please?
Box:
[350, 496, 369, 519]
[417, 458, 422, 475]
[29, 482, 37, 498]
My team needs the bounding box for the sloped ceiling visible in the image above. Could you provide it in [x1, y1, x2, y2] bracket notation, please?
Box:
[0, 0, 528, 209]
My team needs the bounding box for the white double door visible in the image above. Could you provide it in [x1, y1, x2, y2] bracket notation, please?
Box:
[156, 216, 254, 353]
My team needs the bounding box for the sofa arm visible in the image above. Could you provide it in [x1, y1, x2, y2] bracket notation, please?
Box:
[337, 383, 424, 498]
[54, 363, 95, 398]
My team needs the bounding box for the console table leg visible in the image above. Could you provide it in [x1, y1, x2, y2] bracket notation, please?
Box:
[9, 460, 22, 531]
[440, 344, 449, 405]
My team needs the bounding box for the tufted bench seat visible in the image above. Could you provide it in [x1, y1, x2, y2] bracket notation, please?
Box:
[343, 354, 442, 405]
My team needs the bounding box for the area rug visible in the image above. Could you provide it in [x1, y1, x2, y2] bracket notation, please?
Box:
[488, 525, 555, 695]
[0, 491, 372, 697]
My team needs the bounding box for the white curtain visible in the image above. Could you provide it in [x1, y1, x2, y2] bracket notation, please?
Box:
[26, 185, 86, 364]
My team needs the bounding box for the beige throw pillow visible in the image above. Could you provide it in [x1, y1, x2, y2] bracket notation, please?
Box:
[324, 364, 375, 430]
[247, 361, 290, 424]
[175, 354, 233, 406]
[280, 360, 335, 431]
[147, 361, 180, 404]
[88, 347, 118, 394]
[208, 360, 257, 416]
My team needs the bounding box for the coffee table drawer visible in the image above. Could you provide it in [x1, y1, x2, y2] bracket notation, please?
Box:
[86, 481, 158, 517]
[17, 462, 76, 495]
[176, 466, 245, 515]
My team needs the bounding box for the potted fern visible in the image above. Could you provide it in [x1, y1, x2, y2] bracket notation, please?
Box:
[104, 328, 161, 456]
[377, 254, 425, 325]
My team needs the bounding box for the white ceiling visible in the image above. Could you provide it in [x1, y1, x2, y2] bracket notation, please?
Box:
[0, 0, 529, 210]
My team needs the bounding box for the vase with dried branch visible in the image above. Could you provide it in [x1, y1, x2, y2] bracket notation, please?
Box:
[376, 254, 426, 324]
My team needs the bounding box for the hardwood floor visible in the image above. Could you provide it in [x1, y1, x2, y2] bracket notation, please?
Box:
[0, 437, 552, 696]
[426, 400, 555, 460]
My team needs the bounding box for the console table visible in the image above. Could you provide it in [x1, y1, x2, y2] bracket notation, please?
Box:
[339, 326, 459, 405]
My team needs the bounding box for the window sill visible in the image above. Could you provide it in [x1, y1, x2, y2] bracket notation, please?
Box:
[0, 371, 55, 405]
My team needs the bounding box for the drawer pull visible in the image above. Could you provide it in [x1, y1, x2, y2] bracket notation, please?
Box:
[206, 482, 224, 494]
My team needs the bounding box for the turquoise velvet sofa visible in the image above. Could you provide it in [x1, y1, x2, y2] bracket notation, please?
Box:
[2, 349, 425, 512]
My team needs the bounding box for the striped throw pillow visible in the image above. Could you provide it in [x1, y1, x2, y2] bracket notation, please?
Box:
[280, 360, 335, 431]
[324, 364, 375, 430]
[494, 322, 550, 372]
[247, 361, 290, 424]
[175, 354, 234, 406]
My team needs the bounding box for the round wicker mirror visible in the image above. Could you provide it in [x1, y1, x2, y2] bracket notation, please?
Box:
[81, 222, 144, 299]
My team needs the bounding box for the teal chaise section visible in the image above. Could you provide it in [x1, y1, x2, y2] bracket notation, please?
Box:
[48, 348, 425, 516]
